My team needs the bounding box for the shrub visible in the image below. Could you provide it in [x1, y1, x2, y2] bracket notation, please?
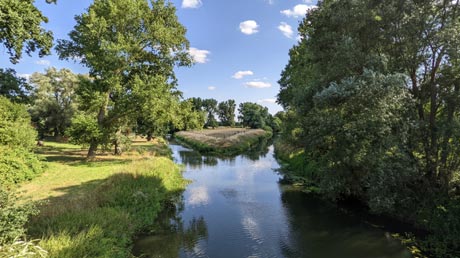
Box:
[0, 97, 44, 187]
[0, 188, 39, 245]
[0, 146, 44, 188]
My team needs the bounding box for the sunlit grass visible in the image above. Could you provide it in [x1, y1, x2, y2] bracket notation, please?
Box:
[16, 137, 187, 257]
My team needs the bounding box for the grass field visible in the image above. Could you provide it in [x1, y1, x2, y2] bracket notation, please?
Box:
[16, 137, 188, 257]
[175, 128, 272, 154]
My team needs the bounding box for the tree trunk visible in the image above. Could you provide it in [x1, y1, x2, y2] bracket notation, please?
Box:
[87, 140, 98, 160]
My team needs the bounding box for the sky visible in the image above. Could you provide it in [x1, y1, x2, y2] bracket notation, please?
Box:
[0, 0, 317, 114]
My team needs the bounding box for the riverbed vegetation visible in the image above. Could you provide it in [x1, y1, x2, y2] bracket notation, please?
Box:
[175, 128, 272, 155]
[276, 1, 460, 257]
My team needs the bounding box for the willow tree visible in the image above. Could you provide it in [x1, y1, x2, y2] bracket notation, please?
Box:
[57, 0, 192, 158]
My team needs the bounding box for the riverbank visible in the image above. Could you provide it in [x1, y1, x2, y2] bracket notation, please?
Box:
[17, 138, 188, 257]
[274, 139, 460, 258]
[175, 128, 272, 155]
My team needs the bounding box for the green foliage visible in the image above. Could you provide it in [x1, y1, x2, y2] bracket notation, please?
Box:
[217, 99, 236, 127]
[29, 67, 79, 138]
[0, 0, 53, 64]
[0, 68, 32, 104]
[0, 146, 44, 188]
[65, 113, 102, 146]
[277, 0, 460, 256]
[56, 0, 192, 158]
[238, 102, 271, 129]
[0, 96, 37, 149]
[0, 187, 38, 245]
[0, 96, 43, 187]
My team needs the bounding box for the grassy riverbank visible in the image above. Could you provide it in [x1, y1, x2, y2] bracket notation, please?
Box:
[17, 138, 188, 257]
[175, 128, 272, 155]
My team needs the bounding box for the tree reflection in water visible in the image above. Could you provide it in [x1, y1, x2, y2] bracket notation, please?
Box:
[177, 137, 272, 168]
[133, 204, 208, 258]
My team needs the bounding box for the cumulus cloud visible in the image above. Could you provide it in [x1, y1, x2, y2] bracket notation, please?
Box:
[258, 98, 276, 104]
[189, 47, 210, 64]
[208, 86, 216, 91]
[239, 20, 259, 35]
[245, 81, 271, 88]
[232, 70, 254, 79]
[182, 0, 202, 8]
[278, 22, 293, 38]
[35, 59, 50, 66]
[281, 4, 315, 18]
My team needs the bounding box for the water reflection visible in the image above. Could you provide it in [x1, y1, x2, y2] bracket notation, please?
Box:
[133, 214, 208, 258]
[135, 142, 412, 258]
[278, 187, 412, 258]
[175, 137, 271, 169]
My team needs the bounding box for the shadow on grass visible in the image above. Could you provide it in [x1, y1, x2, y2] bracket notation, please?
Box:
[28, 168, 195, 257]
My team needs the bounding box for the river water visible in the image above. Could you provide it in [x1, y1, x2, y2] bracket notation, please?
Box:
[134, 142, 413, 258]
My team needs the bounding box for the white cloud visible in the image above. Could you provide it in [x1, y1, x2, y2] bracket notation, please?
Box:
[245, 81, 272, 88]
[278, 22, 293, 38]
[303, 0, 315, 3]
[35, 59, 50, 66]
[208, 86, 216, 91]
[266, 0, 274, 4]
[281, 4, 316, 18]
[239, 20, 259, 35]
[187, 186, 210, 206]
[232, 70, 254, 79]
[182, 0, 202, 8]
[189, 47, 210, 64]
[258, 98, 276, 104]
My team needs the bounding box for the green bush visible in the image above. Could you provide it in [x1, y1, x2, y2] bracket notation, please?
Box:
[0, 96, 37, 149]
[0, 188, 39, 245]
[0, 97, 44, 187]
[0, 146, 44, 188]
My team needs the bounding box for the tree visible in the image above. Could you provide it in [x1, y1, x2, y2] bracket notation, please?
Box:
[0, 68, 32, 103]
[217, 99, 236, 126]
[29, 67, 79, 138]
[57, 0, 192, 158]
[201, 98, 218, 128]
[238, 102, 270, 129]
[0, 0, 54, 64]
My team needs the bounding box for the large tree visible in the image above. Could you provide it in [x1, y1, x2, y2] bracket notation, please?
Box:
[57, 0, 192, 158]
[277, 2, 460, 250]
[238, 102, 270, 129]
[29, 67, 79, 138]
[0, 0, 54, 64]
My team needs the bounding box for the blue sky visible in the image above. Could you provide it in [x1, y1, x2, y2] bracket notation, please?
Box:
[0, 0, 317, 114]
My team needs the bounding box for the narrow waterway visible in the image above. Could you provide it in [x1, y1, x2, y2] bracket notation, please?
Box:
[134, 142, 412, 258]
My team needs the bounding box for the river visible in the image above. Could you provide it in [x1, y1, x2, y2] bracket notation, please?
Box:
[133, 142, 413, 258]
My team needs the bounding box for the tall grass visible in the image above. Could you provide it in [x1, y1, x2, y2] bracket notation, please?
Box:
[12, 139, 188, 257]
[175, 128, 272, 155]
[28, 158, 187, 258]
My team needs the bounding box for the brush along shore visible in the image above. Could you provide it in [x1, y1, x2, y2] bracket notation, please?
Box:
[175, 128, 272, 154]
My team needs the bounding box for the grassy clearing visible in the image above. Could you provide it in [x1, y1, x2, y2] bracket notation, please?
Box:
[175, 127, 272, 154]
[17, 137, 187, 257]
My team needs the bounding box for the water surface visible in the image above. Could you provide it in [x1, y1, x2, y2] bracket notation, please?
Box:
[134, 143, 412, 258]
